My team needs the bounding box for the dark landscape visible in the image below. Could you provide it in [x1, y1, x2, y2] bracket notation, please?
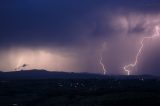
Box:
[0, 70, 160, 106]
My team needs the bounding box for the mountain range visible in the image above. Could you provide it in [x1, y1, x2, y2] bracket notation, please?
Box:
[0, 69, 158, 80]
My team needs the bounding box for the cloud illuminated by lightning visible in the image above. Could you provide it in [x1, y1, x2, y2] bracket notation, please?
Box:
[124, 26, 160, 75]
[15, 56, 24, 71]
[15, 64, 28, 71]
[99, 42, 107, 75]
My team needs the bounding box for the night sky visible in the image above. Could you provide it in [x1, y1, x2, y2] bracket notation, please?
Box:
[1, 0, 160, 75]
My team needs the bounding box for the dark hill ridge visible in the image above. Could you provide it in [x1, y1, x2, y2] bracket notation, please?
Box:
[0, 69, 158, 79]
[0, 69, 105, 79]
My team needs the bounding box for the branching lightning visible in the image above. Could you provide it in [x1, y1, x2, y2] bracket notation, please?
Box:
[99, 42, 107, 75]
[124, 26, 160, 75]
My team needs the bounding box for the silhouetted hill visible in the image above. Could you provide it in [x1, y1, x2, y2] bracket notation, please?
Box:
[0, 69, 105, 79]
[0, 69, 158, 79]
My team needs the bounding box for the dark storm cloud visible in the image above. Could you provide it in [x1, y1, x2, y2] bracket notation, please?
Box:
[1, 0, 160, 74]
[1, 0, 160, 48]
[0, 0, 107, 47]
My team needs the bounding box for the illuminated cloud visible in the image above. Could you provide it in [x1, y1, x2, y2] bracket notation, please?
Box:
[0, 47, 80, 72]
[1, 0, 160, 75]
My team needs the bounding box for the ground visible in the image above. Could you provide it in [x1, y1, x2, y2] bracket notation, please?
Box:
[0, 78, 160, 106]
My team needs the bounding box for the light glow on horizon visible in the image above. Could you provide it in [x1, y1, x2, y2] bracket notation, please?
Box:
[0, 48, 79, 72]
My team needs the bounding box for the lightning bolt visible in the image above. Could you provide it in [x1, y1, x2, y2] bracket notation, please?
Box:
[124, 26, 160, 75]
[15, 56, 28, 71]
[99, 42, 107, 75]
[15, 56, 24, 71]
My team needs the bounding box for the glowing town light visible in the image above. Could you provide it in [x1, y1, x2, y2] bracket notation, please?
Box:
[124, 26, 160, 75]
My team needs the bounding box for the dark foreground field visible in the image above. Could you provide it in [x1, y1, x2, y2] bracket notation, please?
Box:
[1, 78, 160, 106]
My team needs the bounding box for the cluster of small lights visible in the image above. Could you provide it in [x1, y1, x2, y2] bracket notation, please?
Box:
[57, 82, 86, 88]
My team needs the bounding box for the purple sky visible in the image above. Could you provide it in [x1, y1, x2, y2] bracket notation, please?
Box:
[0, 0, 160, 75]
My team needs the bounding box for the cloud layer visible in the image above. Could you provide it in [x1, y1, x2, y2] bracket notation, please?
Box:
[1, 0, 160, 75]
